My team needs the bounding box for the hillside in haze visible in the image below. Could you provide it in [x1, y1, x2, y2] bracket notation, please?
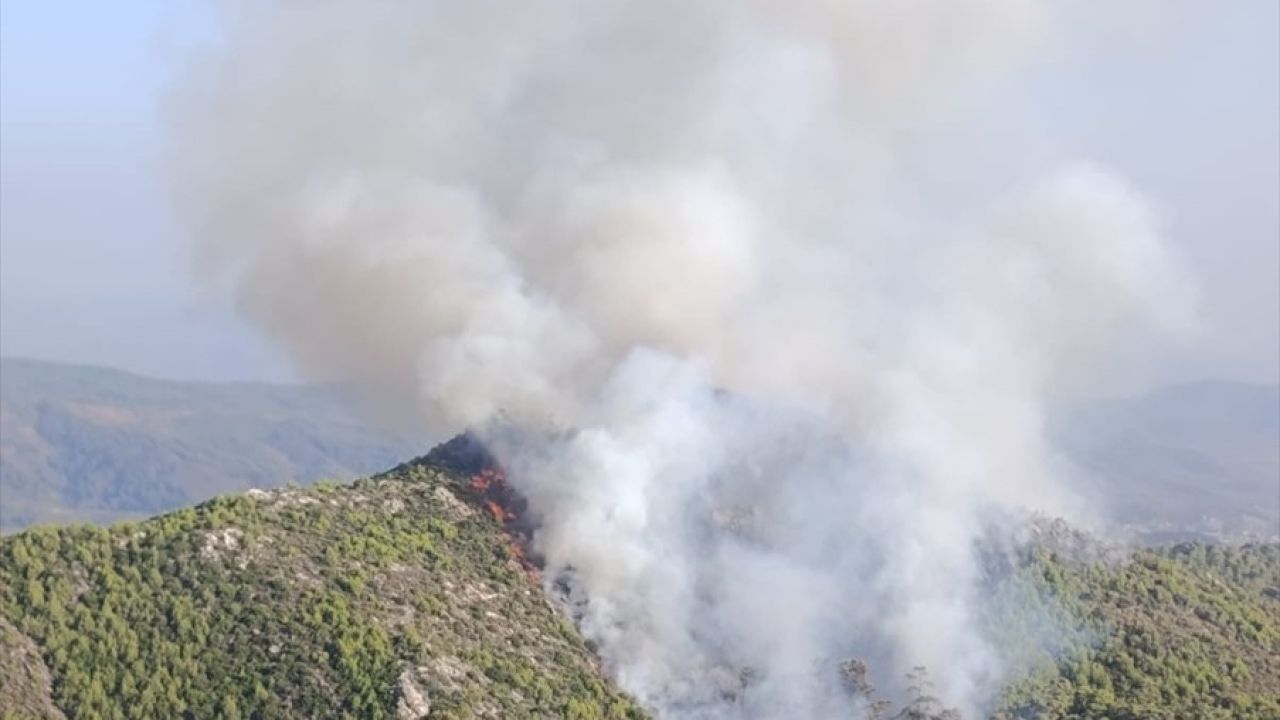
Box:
[0, 358, 422, 532]
[0, 437, 1276, 719]
[4, 357, 1274, 541]
[1061, 380, 1280, 542]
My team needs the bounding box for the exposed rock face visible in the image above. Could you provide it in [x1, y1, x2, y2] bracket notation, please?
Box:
[396, 666, 432, 719]
[0, 615, 66, 719]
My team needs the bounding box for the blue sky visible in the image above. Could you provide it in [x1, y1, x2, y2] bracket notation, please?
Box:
[1, 1, 1277, 385]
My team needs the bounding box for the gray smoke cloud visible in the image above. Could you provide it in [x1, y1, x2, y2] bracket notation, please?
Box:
[172, 1, 1196, 716]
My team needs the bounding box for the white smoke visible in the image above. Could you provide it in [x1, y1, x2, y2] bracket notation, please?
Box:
[172, 1, 1195, 716]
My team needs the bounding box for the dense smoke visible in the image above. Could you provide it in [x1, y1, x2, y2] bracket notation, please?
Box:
[173, 1, 1195, 716]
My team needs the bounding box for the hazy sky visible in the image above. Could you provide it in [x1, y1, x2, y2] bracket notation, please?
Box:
[1, 0, 1276, 386]
[0, 0, 292, 380]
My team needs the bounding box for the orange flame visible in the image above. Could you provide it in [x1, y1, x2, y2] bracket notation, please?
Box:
[467, 466, 540, 582]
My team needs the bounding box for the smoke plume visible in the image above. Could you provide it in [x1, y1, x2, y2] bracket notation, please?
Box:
[173, 1, 1195, 716]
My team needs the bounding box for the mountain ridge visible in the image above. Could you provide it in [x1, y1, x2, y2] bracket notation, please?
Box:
[1, 436, 1276, 719]
[0, 443, 645, 719]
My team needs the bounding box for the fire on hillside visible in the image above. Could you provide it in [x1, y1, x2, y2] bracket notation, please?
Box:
[466, 464, 541, 579]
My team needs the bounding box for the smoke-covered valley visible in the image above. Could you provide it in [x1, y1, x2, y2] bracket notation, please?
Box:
[171, 2, 1205, 716]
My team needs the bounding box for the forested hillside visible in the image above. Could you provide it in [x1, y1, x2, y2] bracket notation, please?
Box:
[0, 448, 642, 719]
[0, 438, 1276, 719]
[990, 540, 1279, 719]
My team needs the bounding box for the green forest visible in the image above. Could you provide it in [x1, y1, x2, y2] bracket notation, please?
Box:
[0, 460, 642, 720]
[0, 445, 1276, 719]
[989, 542, 1278, 719]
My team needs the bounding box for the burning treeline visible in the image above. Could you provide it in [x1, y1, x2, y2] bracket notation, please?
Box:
[420, 433, 540, 578]
[468, 467, 540, 578]
[174, 1, 1195, 717]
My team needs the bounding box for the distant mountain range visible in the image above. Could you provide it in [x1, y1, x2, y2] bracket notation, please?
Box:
[0, 357, 424, 532]
[1059, 380, 1280, 542]
[1, 358, 1276, 541]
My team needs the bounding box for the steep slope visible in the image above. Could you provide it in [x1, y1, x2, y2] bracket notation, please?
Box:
[0, 448, 644, 719]
[0, 357, 421, 532]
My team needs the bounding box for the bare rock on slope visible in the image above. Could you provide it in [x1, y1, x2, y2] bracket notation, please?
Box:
[0, 614, 66, 719]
